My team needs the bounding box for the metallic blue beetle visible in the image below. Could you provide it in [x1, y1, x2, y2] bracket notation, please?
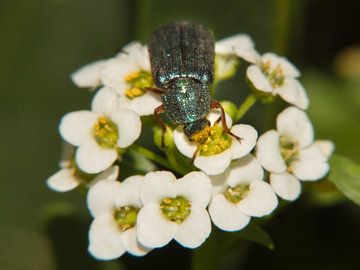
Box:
[147, 21, 237, 144]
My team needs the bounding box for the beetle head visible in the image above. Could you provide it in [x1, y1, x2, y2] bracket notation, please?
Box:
[184, 118, 211, 144]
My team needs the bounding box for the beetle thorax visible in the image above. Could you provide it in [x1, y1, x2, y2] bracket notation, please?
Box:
[161, 78, 211, 125]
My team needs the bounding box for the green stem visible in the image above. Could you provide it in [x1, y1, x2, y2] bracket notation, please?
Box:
[235, 94, 257, 121]
[131, 145, 187, 175]
[273, 0, 291, 55]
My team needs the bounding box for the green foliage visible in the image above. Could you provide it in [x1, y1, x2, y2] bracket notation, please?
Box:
[192, 224, 273, 270]
[227, 223, 274, 250]
[328, 155, 360, 205]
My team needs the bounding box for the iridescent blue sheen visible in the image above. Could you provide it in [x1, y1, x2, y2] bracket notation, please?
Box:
[161, 78, 211, 124]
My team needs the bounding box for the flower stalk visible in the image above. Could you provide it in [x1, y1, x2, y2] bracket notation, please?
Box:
[235, 94, 257, 121]
[131, 144, 188, 175]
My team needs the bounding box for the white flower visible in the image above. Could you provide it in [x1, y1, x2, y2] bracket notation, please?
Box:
[256, 106, 331, 201]
[59, 87, 141, 174]
[101, 42, 162, 116]
[246, 53, 309, 109]
[87, 177, 150, 260]
[215, 34, 260, 64]
[47, 159, 119, 192]
[209, 155, 278, 231]
[214, 34, 260, 81]
[314, 140, 335, 159]
[173, 111, 258, 175]
[137, 171, 212, 249]
[71, 60, 106, 89]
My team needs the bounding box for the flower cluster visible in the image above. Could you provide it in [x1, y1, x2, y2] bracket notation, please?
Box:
[47, 30, 334, 260]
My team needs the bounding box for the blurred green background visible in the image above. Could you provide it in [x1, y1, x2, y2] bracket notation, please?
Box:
[0, 0, 359, 269]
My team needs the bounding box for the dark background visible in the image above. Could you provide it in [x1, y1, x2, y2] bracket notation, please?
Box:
[0, 0, 359, 269]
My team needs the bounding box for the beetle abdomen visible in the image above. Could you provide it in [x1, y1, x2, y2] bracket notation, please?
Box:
[149, 21, 215, 88]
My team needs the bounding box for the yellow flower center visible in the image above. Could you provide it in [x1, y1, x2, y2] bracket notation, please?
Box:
[113, 206, 139, 231]
[198, 123, 232, 156]
[160, 196, 191, 224]
[124, 70, 153, 99]
[93, 116, 118, 148]
[261, 60, 285, 88]
[224, 184, 250, 204]
[280, 136, 300, 172]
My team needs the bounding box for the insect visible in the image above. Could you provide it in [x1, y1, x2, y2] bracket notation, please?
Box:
[147, 21, 239, 145]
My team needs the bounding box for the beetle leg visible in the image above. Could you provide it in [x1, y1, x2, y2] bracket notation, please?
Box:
[154, 105, 167, 147]
[191, 145, 200, 164]
[144, 87, 166, 95]
[210, 100, 242, 142]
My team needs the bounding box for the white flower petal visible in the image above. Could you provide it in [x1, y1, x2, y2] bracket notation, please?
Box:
[276, 78, 309, 110]
[87, 180, 121, 217]
[209, 194, 250, 231]
[71, 60, 106, 88]
[262, 53, 300, 78]
[209, 173, 228, 195]
[292, 144, 329, 181]
[194, 148, 232, 175]
[238, 181, 278, 217]
[115, 175, 143, 208]
[177, 172, 212, 208]
[246, 65, 273, 93]
[207, 111, 232, 127]
[256, 130, 286, 173]
[174, 204, 211, 249]
[216, 34, 254, 54]
[118, 92, 162, 116]
[119, 42, 150, 71]
[235, 48, 261, 65]
[88, 213, 125, 260]
[315, 140, 335, 159]
[111, 109, 141, 148]
[173, 126, 197, 158]
[59, 111, 97, 146]
[226, 154, 264, 187]
[120, 228, 150, 256]
[276, 106, 314, 148]
[270, 172, 301, 201]
[101, 58, 138, 91]
[141, 171, 177, 204]
[215, 34, 260, 64]
[76, 140, 118, 174]
[91, 87, 119, 116]
[137, 203, 177, 248]
[88, 165, 119, 188]
[46, 168, 80, 192]
[230, 124, 258, 159]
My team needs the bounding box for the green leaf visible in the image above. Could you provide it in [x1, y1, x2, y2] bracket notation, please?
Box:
[221, 223, 274, 252]
[328, 154, 360, 205]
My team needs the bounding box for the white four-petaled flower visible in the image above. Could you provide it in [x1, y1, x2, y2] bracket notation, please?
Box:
[256, 106, 332, 201]
[59, 87, 141, 174]
[247, 53, 309, 109]
[209, 154, 278, 231]
[174, 111, 258, 175]
[137, 171, 212, 249]
[87, 177, 150, 260]
[100, 42, 162, 116]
